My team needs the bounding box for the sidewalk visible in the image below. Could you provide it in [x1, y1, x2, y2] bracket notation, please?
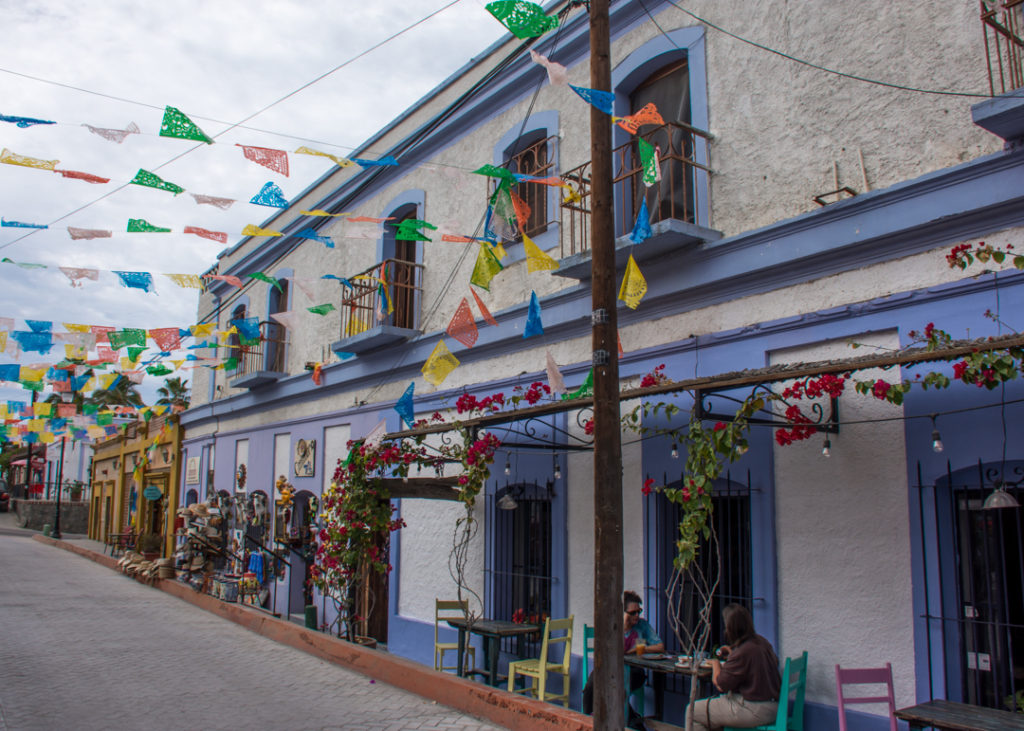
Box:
[33, 533, 592, 731]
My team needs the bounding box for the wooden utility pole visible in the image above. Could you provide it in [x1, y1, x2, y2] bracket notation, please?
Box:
[589, 0, 624, 728]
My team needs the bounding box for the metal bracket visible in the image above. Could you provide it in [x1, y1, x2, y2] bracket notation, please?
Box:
[591, 308, 609, 325]
[593, 350, 609, 366]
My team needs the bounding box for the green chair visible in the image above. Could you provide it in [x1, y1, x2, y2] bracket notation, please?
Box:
[724, 650, 808, 731]
[581, 624, 645, 722]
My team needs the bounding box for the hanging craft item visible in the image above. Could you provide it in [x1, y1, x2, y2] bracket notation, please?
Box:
[294, 146, 355, 168]
[523, 290, 544, 338]
[249, 181, 289, 208]
[236, 144, 289, 176]
[191, 193, 235, 209]
[446, 297, 479, 348]
[149, 327, 181, 352]
[1, 219, 47, 229]
[351, 156, 398, 168]
[469, 241, 504, 291]
[203, 274, 243, 288]
[2, 258, 45, 270]
[59, 267, 99, 288]
[112, 271, 156, 293]
[473, 163, 517, 193]
[486, 1, 560, 38]
[0, 114, 55, 128]
[570, 85, 615, 115]
[421, 339, 460, 387]
[127, 218, 171, 233]
[307, 303, 336, 316]
[159, 105, 213, 144]
[529, 50, 568, 86]
[545, 350, 566, 395]
[241, 224, 283, 237]
[107, 329, 146, 350]
[470, 287, 498, 327]
[295, 227, 334, 248]
[618, 254, 647, 310]
[0, 148, 58, 170]
[83, 121, 139, 143]
[248, 272, 283, 292]
[392, 218, 435, 241]
[630, 197, 653, 244]
[183, 226, 227, 243]
[523, 234, 559, 272]
[54, 169, 109, 183]
[130, 168, 184, 195]
[166, 273, 202, 288]
[562, 368, 594, 400]
[229, 317, 260, 346]
[614, 103, 664, 134]
[67, 227, 112, 240]
[637, 138, 659, 187]
[394, 381, 415, 428]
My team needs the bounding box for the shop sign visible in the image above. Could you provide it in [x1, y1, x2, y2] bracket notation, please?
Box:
[185, 456, 201, 485]
[143, 484, 163, 501]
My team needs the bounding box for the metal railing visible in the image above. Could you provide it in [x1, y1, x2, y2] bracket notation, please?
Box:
[491, 134, 559, 241]
[560, 121, 712, 258]
[982, 0, 1024, 94]
[339, 258, 424, 339]
[232, 320, 287, 376]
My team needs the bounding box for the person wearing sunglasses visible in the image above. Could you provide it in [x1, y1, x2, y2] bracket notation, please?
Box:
[582, 590, 664, 727]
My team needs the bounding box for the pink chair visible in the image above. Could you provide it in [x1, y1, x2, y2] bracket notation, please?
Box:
[835, 663, 897, 731]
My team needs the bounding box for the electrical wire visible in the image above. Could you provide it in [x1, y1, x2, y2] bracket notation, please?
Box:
[0, 0, 471, 254]
[646, 0, 995, 99]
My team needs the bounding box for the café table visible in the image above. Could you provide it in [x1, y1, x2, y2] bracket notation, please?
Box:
[445, 617, 540, 686]
[625, 653, 712, 721]
[895, 698, 1024, 730]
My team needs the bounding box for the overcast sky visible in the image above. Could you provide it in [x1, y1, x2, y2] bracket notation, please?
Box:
[0, 0, 507, 403]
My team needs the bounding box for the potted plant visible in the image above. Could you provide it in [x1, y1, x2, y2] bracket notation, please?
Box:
[136, 532, 163, 560]
[67, 480, 84, 502]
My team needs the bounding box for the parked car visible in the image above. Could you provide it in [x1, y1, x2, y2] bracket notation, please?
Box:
[0, 479, 9, 512]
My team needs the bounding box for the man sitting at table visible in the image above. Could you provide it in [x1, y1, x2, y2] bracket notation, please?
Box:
[582, 590, 664, 726]
[686, 603, 781, 731]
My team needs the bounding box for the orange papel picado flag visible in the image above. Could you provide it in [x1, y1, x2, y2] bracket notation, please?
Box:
[421, 340, 460, 387]
[618, 254, 647, 310]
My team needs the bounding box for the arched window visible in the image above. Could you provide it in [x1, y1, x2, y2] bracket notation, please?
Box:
[382, 202, 420, 330]
[502, 131, 555, 239]
[630, 59, 694, 226]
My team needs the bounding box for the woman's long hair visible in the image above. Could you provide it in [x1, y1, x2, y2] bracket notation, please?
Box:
[723, 603, 755, 646]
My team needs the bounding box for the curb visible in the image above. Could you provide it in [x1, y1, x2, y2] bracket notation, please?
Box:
[33, 535, 593, 731]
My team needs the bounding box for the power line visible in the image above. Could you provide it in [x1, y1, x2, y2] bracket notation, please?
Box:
[0, 0, 470, 254]
[651, 0, 995, 99]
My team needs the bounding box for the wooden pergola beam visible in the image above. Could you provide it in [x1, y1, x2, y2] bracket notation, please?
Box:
[385, 332, 1024, 440]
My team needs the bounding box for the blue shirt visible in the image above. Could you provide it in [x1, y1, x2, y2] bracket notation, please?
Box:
[624, 618, 661, 652]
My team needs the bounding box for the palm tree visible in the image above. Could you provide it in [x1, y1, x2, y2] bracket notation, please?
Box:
[156, 376, 190, 411]
[89, 376, 144, 408]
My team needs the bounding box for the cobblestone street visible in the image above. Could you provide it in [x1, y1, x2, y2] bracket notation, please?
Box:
[0, 528, 503, 731]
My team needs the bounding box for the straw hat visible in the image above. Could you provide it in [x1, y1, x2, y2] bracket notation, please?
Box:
[192, 503, 209, 517]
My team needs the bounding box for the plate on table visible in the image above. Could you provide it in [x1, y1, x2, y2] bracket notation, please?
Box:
[641, 653, 669, 660]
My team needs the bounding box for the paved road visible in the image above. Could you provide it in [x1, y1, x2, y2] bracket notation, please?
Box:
[0, 532, 503, 731]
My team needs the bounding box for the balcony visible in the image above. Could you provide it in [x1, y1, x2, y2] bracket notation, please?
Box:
[330, 258, 423, 356]
[228, 320, 288, 389]
[974, 1, 1024, 141]
[555, 121, 721, 280]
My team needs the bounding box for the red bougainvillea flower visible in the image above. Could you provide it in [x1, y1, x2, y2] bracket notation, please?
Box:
[872, 379, 892, 400]
[713, 421, 727, 431]
[642, 478, 655, 496]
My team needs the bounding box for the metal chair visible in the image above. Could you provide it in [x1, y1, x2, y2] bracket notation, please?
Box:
[434, 599, 475, 673]
[508, 615, 574, 706]
[835, 662, 897, 731]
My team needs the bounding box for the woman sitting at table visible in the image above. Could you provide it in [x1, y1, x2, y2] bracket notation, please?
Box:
[686, 603, 781, 731]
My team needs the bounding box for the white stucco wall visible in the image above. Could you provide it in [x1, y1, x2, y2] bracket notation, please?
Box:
[771, 331, 916, 714]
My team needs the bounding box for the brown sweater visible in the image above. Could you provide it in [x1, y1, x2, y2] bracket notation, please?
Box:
[715, 634, 782, 702]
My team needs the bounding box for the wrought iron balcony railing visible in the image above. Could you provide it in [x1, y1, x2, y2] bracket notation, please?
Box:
[559, 121, 713, 258]
[982, 0, 1024, 94]
[339, 258, 424, 339]
[232, 320, 287, 377]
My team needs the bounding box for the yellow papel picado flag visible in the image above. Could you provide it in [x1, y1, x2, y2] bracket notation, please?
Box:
[618, 254, 648, 310]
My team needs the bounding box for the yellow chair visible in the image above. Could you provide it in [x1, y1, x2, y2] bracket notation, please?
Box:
[507, 615, 574, 706]
[434, 599, 475, 673]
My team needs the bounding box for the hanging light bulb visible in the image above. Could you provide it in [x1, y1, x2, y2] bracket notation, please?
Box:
[983, 482, 1020, 510]
[671, 443, 679, 459]
[930, 414, 944, 453]
[554, 460, 562, 480]
[504, 459, 511, 476]
[821, 437, 831, 458]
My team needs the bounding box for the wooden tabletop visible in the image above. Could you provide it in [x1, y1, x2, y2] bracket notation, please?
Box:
[445, 617, 539, 638]
[895, 699, 1024, 730]
[625, 653, 712, 677]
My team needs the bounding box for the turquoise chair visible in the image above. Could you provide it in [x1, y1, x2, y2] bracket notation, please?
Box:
[724, 650, 808, 731]
[582, 624, 645, 723]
